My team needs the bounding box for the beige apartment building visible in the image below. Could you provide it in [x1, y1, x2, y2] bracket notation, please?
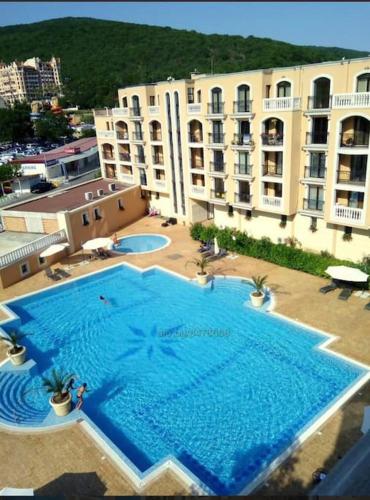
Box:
[94, 57, 370, 262]
[0, 56, 61, 105]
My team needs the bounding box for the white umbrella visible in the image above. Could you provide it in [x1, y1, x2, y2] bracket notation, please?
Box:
[82, 237, 111, 251]
[0, 488, 34, 496]
[325, 266, 369, 283]
[39, 243, 68, 258]
[361, 406, 370, 434]
[214, 236, 220, 255]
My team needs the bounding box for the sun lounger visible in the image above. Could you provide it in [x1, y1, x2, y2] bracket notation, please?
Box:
[207, 248, 228, 261]
[365, 302, 370, 311]
[44, 267, 61, 281]
[338, 288, 352, 301]
[54, 267, 71, 278]
[319, 282, 337, 294]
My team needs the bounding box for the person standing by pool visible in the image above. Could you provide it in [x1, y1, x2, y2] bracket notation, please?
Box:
[76, 383, 89, 410]
[111, 233, 119, 247]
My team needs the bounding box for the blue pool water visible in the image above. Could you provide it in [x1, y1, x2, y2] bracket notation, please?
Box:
[112, 234, 169, 254]
[0, 265, 365, 494]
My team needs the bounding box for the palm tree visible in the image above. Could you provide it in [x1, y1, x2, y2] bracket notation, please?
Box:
[251, 275, 268, 297]
[0, 330, 27, 355]
[186, 255, 213, 276]
[42, 369, 74, 404]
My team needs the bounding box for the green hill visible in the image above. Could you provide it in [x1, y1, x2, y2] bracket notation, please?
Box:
[0, 17, 368, 108]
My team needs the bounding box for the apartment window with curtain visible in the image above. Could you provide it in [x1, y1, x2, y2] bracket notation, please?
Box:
[356, 73, 370, 92]
[277, 81, 291, 97]
[197, 90, 201, 103]
[149, 96, 155, 106]
[187, 87, 194, 104]
[307, 186, 324, 211]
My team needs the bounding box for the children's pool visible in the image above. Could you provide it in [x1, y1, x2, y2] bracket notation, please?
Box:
[112, 234, 170, 254]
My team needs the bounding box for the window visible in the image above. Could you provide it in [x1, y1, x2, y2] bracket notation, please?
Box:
[106, 121, 110, 131]
[155, 192, 160, 200]
[94, 207, 102, 220]
[197, 89, 201, 103]
[38, 256, 46, 266]
[122, 96, 128, 108]
[310, 217, 318, 232]
[228, 205, 234, 217]
[118, 199, 124, 210]
[20, 261, 30, 277]
[356, 73, 370, 93]
[82, 212, 90, 226]
[265, 85, 271, 98]
[149, 96, 155, 106]
[187, 87, 194, 104]
[277, 81, 291, 97]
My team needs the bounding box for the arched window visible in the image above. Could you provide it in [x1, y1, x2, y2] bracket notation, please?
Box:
[277, 81, 291, 98]
[101, 143, 114, 160]
[211, 87, 223, 113]
[150, 121, 162, 141]
[188, 119, 203, 142]
[236, 85, 251, 112]
[356, 73, 370, 93]
[312, 77, 331, 109]
[131, 96, 140, 116]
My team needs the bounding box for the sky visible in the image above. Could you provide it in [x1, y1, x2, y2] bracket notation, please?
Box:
[1, 2, 370, 52]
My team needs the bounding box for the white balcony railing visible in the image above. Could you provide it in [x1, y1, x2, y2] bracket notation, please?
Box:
[188, 103, 201, 114]
[332, 204, 365, 224]
[263, 97, 301, 112]
[262, 195, 282, 208]
[148, 106, 160, 115]
[191, 185, 205, 195]
[112, 107, 129, 117]
[0, 229, 67, 269]
[332, 92, 370, 109]
[154, 180, 166, 189]
[120, 174, 135, 184]
[97, 130, 114, 139]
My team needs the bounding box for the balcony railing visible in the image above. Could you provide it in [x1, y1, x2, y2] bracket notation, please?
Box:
[152, 156, 164, 165]
[188, 133, 203, 143]
[336, 169, 367, 184]
[261, 133, 284, 146]
[304, 166, 326, 179]
[340, 132, 369, 147]
[190, 161, 204, 169]
[191, 185, 206, 195]
[307, 96, 332, 110]
[210, 189, 226, 200]
[234, 163, 252, 176]
[208, 133, 225, 145]
[235, 192, 252, 204]
[119, 152, 131, 162]
[188, 103, 202, 114]
[95, 109, 112, 116]
[333, 204, 364, 223]
[150, 131, 162, 141]
[102, 153, 115, 161]
[210, 161, 225, 173]
[303, 198, 324, 212]
[262, 164, 283, 177]
[129, 107, 141, 117]
[306, 132, 329, 145]
[154, 179, 166, 188]
[232, 134, 254, 146]
[207, 102, 225, 114]
[332, 92, 370, 109]
[135, 155, 146, 164]
[97, 130, 114, 139]
[263, 97, 301, 112]
[262, 195, 282, 208]
[148, 106, 160, 115]
[233, 100, 252, 113]
[112, 107, 128, 117]
[116, 131, 129, 141]
[132, 131, 144, 141]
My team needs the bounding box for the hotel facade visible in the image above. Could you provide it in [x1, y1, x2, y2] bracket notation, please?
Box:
[94, 57, 370, 262]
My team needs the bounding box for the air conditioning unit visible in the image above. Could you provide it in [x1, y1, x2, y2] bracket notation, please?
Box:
[84, 192, 93, 201]
[108, 183, 116, 192]
[97, 189, 104, 197]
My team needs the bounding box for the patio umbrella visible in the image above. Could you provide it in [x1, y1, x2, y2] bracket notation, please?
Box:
[82, 237, 112, 251]
[39, 243, 69, 258]
[325, 266, 369, 283]
[214, 237, 220, 255]
[361, 406, 370, 434]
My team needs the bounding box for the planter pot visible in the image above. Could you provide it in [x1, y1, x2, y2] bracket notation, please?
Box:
[50, 392, 72, 417]
[196, 272, 209, 286]
[7, 346, 26, 366]
[250, 291, 265, 308]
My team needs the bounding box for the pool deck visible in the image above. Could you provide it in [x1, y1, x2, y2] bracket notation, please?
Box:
[0, 216, 370, 495]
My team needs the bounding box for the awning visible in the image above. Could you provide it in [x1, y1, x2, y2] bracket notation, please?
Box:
[325, 266, 369, 283]
[82, 237, 112, 251]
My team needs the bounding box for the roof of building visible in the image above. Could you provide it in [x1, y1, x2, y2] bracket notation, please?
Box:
[4, 178, 131, 214]
[15, 137, 97, 164]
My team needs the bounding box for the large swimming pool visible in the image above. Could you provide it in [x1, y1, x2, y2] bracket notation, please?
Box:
[0, 264, 366, 494]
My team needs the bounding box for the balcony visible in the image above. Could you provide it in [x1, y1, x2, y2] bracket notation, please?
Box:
[332, 204, 365, 224]
[154, 179, 166, 190]
[206, 102, 225, 116]
[119, 152, 131, 163]
[208, 133, 225, 146]
[134, 155, 146, 165]
[305, 132, 329, 146]
[102, 153, 115, 161]
[150, 132, 162, 142]
[187, 103, 202, 114]
[234, 192, 252, 205]
[148, 106, 160, 116]
[263, 97, 301, 112]
[262, 164, 283, 177]
[132, 131, 144, 142]
[234, 163, 252, 177]
[116, 131, 129, 141]
[307, 96, 332, 111]
[340, 132, 369, 148]
[304, 166, 326, 179]
[129, 107, 142, 118]
[303, 198, 324, 213]
[262, 195, 282, 209]
[190, 185, 206, 197]
[232, 134, 254, 148]
[232, 100, 252, 114]
[210, 189, 226, 202]
[261, 133, 284, 146]
[112, 107, 129, 117]
[188, 133, 203, 144]
[209, 161, 225, 173]
[336, 169, 367, 185]
[152, 155, 164, 166]
[332, 92, 370, 109]
[120, 173, 135, 184]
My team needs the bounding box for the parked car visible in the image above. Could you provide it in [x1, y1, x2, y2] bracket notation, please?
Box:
[30, 182, 54, 194]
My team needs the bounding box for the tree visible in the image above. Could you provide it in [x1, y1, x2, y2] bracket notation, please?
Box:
[80, 128, 96, 138]
[0, 102, 33, 144]
[0, 162, 22, 195]
[35, 111, 72, 142]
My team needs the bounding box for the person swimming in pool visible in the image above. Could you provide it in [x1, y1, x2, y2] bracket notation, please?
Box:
[99, 295, 110, 305]
[76, 383, 89, 410]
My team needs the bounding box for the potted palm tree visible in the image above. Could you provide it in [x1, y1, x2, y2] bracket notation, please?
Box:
[250, 275, 268, 307]
[186, 255, 213, 285]
[42, 369, 74, 417]
[0, 330, 27, 366]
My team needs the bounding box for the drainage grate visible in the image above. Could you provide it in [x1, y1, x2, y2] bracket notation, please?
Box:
[167, 253, 183, 260]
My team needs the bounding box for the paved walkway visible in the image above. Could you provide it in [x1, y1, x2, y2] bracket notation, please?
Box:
[0, 216, 370, 495]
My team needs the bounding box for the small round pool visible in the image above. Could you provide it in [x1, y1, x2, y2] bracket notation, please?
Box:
[112, 233, 171, 254]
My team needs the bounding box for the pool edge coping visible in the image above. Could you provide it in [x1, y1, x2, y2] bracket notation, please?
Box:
[0, 260, 369, 496]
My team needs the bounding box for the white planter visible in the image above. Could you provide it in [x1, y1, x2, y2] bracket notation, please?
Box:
[250, 291, 265, 308]
[196, 272, 209, 286]
[49, 392, 72, 417]
[7, 346, 26, 366]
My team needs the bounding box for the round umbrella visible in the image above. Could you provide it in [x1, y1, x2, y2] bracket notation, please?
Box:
[40, 243, 68, 258]
[214, 237, 220, 255]
[325, 265, 369, 283]
[82, 237, 111, 251]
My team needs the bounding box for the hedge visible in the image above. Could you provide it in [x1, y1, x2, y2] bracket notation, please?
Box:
[190, 223, 370, 285]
